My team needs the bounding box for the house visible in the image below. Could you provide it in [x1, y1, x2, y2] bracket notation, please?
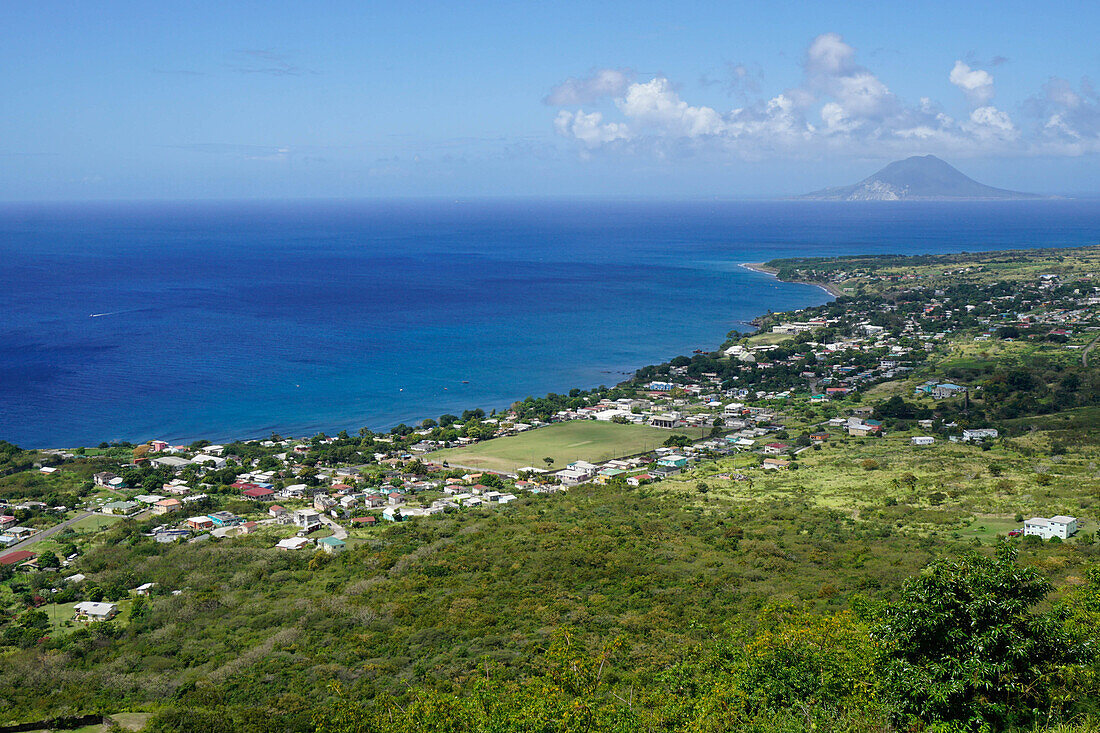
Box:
[280, 484, 309, 499]
[318, 536, 346, 554]
[351, 515, 378, 527]
[132, 582, 156, 595]
[268, 504, 288, 519]
[153, 498, 182, 515]
[809, 433, 829, 444]
[650, 465, 681, 479]
[191, 454, 227, 469]
[153, 529, 191, 543]
[0, 515, 15, 529]
[292, 509, 322, 530]
[276, 537, 312, 550]
[911, 436, 936, 446]
[762, 457, 791, 470]
[962, 428, 998, 442]
[657, 455, 688, 468]
[932, 383, 967, 400]
[568, 461, 599, 477]
[555, 468, 589, 486]
[626, 474, 652, 487]
[101, 500, 139, 515]
[763, 443, 787, 455]
[74, 601, 118, 621]
[387, 492, 406, 505]
[207, 511, 240, 527]
[187, 516, 214, 531]
[1024, 515, 1078, 540]
[382, 506, 402, 522]
[650, 413, 681, 429]
[151, 455, 190, 470]
[93, 471, 121, 488]
[0, 550, 35, 567]
[314, 494, 337, 511]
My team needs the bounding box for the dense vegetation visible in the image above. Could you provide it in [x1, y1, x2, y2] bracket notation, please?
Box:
[4, 246, 1100, 731]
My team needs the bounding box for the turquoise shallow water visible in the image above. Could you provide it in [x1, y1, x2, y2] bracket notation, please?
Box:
[1, 198, 1097, 447]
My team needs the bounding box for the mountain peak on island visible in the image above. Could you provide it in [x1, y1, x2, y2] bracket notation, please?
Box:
[800, 155, 1042, 200]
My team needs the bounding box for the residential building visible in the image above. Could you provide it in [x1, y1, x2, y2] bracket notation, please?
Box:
[1024, 515, 1078, 540]
[74, 601, 118, 621]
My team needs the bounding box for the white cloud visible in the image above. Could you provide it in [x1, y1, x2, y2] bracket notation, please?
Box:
[617, 78, 727, 137]
[544, 68, 633, 106]
[553, 110, 631, 148]
[949, 61, 995, 106]
[545, 33, 1098, 158]
[964, 106, 1018, 142]
[1027, 77, 1100, 153]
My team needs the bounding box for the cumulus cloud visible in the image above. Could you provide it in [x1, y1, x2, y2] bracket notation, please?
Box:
[544, 68, 633, 106]
[1028, 77, 1100, 152]
[949, 61, 995, 106]
[546, 33, 1100, 158]
[618, 78, 727, 137]
[553, 110, 631, 148]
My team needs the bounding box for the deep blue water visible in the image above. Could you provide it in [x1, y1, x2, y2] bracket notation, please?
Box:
[1, 199, 1097, 447]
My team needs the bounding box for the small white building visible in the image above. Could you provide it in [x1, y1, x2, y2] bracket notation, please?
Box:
[191, 454, 227, 469]
[962, 428, 998, 442]
[74, 601, 118, 621]
[1024, 515, 1078, 540]
[555, 468, 588, 486]
[276, 537, 312, 550]
[292, 508, 322, 530]
[911, 436, 935, 446]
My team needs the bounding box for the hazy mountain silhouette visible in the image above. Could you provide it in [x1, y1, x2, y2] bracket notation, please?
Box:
[800, 155, 1042, 200]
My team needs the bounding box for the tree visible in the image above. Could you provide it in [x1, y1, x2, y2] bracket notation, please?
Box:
[874, 543, 1085, 729]
[543, 457, 555, 467]
[36, 550, 59, 569]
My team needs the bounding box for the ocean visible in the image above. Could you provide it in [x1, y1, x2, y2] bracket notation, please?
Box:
[1, 199, 1097, 447]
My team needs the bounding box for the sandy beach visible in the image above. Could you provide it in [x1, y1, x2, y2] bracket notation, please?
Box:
[740, 262, 846, 298]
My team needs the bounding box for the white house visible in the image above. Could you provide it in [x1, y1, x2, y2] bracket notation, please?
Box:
[151, 455, 190, 470]
[962, 428, 998, 442]
[292, 508, 322, 530]
[276, 537, 312, 550]
[191, 454, 227, 469]
[911, 436, 935, 446]
[555, 468, 589, 486]
[1024, 515, 1078, 540]
[74, 601, 118, 621]
[568, 461, 599, 477]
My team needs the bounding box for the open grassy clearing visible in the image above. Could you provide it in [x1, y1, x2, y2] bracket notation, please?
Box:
[426, 420, 685, 473]
[660, 426, 1100, 538]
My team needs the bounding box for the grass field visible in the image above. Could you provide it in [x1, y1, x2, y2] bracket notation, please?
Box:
[426, 420, 688, 473]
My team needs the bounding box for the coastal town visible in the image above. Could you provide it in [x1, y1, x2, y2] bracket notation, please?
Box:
[4, 247, 1098, 569]
[2, 246, 1100, 728]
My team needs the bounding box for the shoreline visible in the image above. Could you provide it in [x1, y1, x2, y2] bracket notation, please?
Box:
[31, 263, 840, 450]
[740, 262, 846, 298]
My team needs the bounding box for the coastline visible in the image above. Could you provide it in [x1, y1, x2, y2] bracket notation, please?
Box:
[740, 262, 846, 298]
[30, 264, 836, 450]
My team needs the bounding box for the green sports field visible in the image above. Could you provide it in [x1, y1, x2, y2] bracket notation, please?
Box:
[426, 420, 688, 473]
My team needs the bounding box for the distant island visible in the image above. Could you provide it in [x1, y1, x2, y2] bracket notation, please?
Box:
[800, 154, 1043, 201]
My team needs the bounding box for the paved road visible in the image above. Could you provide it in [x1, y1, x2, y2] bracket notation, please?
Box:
[317, 514, 348, 540]
[1083, 333, 1100, 367]
[3, 510, 95, 553]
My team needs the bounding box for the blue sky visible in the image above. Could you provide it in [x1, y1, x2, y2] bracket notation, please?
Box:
[2, 1, 1098, 199]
